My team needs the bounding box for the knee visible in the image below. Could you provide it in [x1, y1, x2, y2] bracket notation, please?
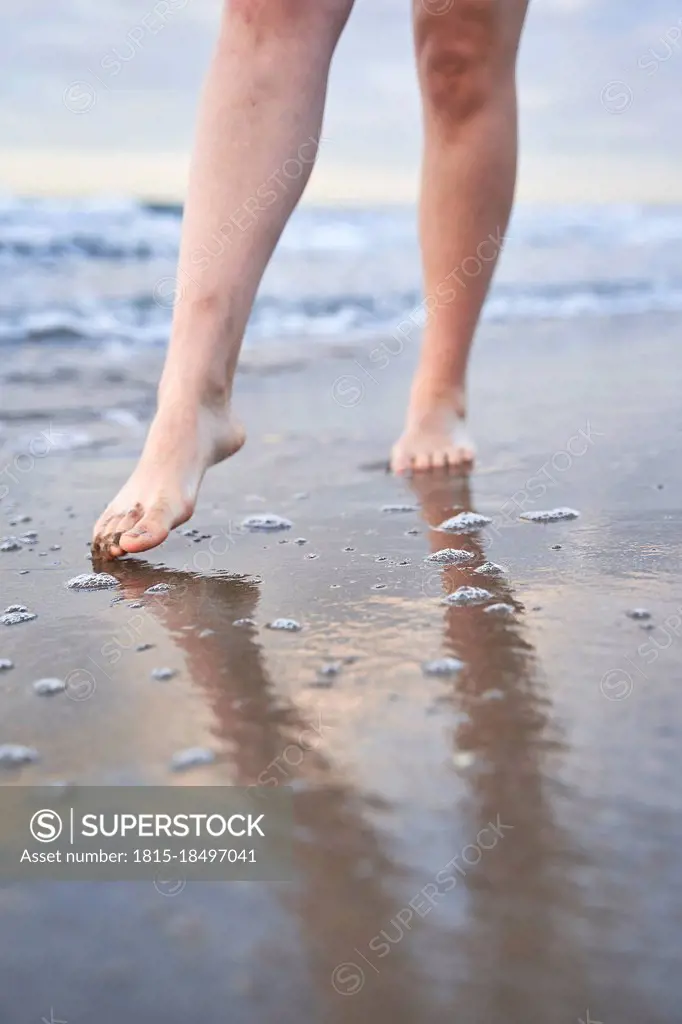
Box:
[223, 0, 353, 41]
[415, 0, 516, 124]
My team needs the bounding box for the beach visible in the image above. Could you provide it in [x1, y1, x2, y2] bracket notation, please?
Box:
[2, 307, 682, 1023]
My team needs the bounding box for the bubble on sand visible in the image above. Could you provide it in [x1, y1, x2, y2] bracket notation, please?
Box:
[170, 747, 216, 772]
[441, 586, 493, 607]
[437, 512, 492, 533]
[306, 553, 319, 559]
[519, 508, 580, 523]
[381, 504, 417, 514]
[626, 608, 651, 620]
[20, 532, 39, 544]
[136, 643, 154, 652]
[233, 618, 256, 627]
[145, 583, 173, 594]
[0, 744, 39, 767]
[319, 661, 343, 678]
[343, 546, 355, 552]
[151, 667, 177, 681]
[0, 537, 22, 552]
[241, 514, 293, 532]
[372, 584, 387, 590]
[0, 659, 14, 670]
[293, 538, 308, 545]
[484, 603, 515, 615]
[2, 610, 37, 625]
[422, 657, 464, 676]
[266, 618, 302, 632]
[66, 573, 119, 591]
[452, 751, 475, 769]
[33, 677, 66, 696]
[473, 561, 508, 576]
[424, 548, 474, 566]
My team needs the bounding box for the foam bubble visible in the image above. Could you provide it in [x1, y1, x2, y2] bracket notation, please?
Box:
[33, 677, 66, 696]
[473, 561, 508, 576]
[422, 657, 464, 676]
[0, 744, 39, 766]
[437, 512, 492, 533]
[424, 549, 475, 565]
[266, 618, 303, 632]
[519, 508, 580, 523]
[241, 515, 293, 532]
[170, 747, 216, 772]
[441, 586, 493, 607]
[66, 573, 119, 590]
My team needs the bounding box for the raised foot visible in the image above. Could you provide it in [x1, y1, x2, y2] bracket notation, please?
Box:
[92, 399, 245, 560]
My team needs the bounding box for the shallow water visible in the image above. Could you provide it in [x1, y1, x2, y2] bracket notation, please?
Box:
[1, 313, 682, 1022]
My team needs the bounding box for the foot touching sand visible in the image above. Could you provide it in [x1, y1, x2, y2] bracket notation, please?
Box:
[92, 396, 244, 560]
[391, 391, 474, 474]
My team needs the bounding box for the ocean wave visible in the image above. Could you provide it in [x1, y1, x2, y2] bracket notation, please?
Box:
[2, 278, 682, 347]
[2, 196, 682, 261]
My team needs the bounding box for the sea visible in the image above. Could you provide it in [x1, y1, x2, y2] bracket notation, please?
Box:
[1, 197, 682, 350]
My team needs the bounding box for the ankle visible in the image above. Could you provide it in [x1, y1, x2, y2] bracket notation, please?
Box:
[157, 372, 231, 414]
[409, 376, 466, 419]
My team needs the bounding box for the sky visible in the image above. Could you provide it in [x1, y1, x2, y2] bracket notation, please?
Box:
[1, 0, 680, 202]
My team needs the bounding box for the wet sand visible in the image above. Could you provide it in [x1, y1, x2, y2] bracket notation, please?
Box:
[2, 313, 682, 1023]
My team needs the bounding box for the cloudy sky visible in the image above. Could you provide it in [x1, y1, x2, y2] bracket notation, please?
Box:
[1, 0, 680, 202]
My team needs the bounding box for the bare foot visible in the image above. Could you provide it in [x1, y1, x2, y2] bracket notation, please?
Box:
[391, 389, 474, 474]
[92, 395, 245, 560]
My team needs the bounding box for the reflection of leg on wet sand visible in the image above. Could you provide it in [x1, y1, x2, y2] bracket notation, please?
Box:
[108, 559, 434, 1024]
[407, 473, 588, 1023]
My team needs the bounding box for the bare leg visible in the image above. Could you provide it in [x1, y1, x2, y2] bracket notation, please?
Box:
[93, 0, 354, 559]
[391, 0, 528, 474]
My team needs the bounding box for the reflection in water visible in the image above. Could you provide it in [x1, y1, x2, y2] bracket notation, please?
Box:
[408, 472, 586, 1022]
[107, 559, 427, 1024]
[102, 470, 587, 1024]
